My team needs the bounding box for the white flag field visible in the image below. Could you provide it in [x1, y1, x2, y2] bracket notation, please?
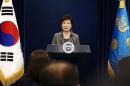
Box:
[0, 0, 24, 86]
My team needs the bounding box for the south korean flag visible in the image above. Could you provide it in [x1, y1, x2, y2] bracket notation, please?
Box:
[0, 0, 24, 86]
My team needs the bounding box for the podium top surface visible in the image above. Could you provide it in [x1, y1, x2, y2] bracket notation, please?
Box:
[46, 44, 91, 53]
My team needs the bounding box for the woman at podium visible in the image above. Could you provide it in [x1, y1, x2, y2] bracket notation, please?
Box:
[52, 14, 80, 45]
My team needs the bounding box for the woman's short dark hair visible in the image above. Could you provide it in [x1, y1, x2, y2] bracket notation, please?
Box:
[60, 14, 73, 25]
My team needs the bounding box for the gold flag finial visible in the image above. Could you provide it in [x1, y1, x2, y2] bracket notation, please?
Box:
[119, 0, 125, 8]
[4, 0, 9, 3]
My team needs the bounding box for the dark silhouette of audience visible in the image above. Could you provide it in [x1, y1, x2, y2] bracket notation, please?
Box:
[113, 56, 130, 86]
[39, 61, 80, 86]
[5, 50, 130, 86]
[17, 49, 51, 86]
[105, 56, 130, 86]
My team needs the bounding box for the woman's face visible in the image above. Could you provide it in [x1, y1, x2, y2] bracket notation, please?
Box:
[61, 19, 72, 32]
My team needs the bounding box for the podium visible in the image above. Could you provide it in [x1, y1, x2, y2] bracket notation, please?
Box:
[46, 44, 91, 53]
[46, 44, 91, 63]
[46, 44, 92, 83]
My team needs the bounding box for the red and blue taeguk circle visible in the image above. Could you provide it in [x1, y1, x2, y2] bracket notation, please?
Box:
[0, 21, 19, 46]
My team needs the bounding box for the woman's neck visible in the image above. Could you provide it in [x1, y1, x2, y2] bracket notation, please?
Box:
[63, 31, 70, 34]
[63, 31, 71, 39]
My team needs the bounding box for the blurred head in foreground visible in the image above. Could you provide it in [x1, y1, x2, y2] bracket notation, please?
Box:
[40, 61, 80, 86]
[107, 56, 130, 86]
[27, 49, 51, 83]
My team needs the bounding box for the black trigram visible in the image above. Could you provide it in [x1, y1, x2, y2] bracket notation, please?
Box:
[0, 52, 13, 62]
[1, 6, 13, 15]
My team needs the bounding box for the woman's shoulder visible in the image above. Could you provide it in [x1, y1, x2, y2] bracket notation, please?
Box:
[71, 32, 79, 37]
[54, 32, 62, 36]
